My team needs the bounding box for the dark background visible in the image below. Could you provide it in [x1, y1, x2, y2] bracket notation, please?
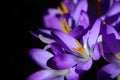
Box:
[10, 0, 110, 80]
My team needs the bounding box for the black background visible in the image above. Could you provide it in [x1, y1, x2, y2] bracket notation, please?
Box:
[10, 0, 111, 80]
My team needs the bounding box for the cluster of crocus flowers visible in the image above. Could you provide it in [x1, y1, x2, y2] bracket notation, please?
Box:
[27, 0, 120, 80]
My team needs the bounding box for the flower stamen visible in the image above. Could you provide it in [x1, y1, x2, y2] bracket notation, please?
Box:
[73, 39, 86, 55]
[57, 2, 68, 14]
[59, 18, 70, 34]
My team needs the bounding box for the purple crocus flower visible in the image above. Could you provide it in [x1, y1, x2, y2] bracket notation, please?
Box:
[47, 18, 102, 72]
[26, 46, 82, 80]
[31, 0, 89, 45]
[97, 22, 120, 80]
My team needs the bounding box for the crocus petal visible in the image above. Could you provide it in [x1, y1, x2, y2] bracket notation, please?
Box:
[101, 24, 120, 54]
[92, 42, 102, 61]
[63, 0, 74, 13]
[43, 15, 62, 31]
[78, 10, 89, 29]
[26, 70, 64, 80]
[47, 54, 79, 70]
[113, 16, 120, 31]
[106, 1, 120, 17]
[29, 31, 39, 39]
[82, 30, 90, 46]
[39, 29, 51, 35]
[73, 0, 78, 4]
[102, 51, 120, 65]
[66, 67, 79, 80]
[97, 63, 120, 79]
[43, 45, 51, 50]
[47, 8, 59, 16]
[53, 77, 64, 80]
[105, 12, 120, 26]
[29, 48, 53, 68]
[102, 2, 120, 25]
[30, 29, 54, 44]
[72, 0, 88, 24]
[76, 59, 93, 71]
[69, 25, 84, 38]
[50, 43, 64, 55]
[88, 18, 102, 47]
[106, 24, 120, 40]
[97, 69, 113, 80]
[38, 34, 55, 44]
[52, 31, 79, 51]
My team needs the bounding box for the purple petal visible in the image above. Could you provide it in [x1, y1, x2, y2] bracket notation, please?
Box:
[102, 51, 120, 65]
[88, 18, 102, 47]
[47, 54, 79, 70]
[105, 12, 120, 26]
[30, 29, 55, 44]
[50, 43, 64, 55]
[29, 31, 39, 39]
[47, 8, 59, 16]
[113, 18, 120, 32]
[106, 1, 120, 17]
[92, 43, 101, 61]
[30, 29, 49, 37]
[39, 29, 51, 35]
[82, 30, 90, 46]
[102, 24, 120, 54]
[97, 63, 120, 80]
[43, 15, 62, 31]
[71, 0, 88, 23]
[54, 77, 64, 80]
[106, 24, 120, 40]
[38, 34, 55, 44]
[97, 68, 113, 80]
[78, 10, 89, 29]
[52, 31, 79, 52]
[66, 67, 79, 80]
[73, 0, 78, 4]
[63, 0, 74, 13]
[26, 70, 64, 80]
[69, 25, 84, 38]
[103, 2, 120, 25]
[76, 59, 93, 71]
[29, 48, 53, 68]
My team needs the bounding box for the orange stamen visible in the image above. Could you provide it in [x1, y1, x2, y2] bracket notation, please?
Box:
[60, 2, 68, 14]
[57, 7, 63, 14]
[59, 18, 70, 34]
[73, 39, 86, 54]
[57, 2, 68, 15]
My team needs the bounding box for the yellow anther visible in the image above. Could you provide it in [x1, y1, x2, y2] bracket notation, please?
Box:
[57, 7, 63, 15]
[116, 54, 120, 60]
[73, 39, 86, 55]
[57, 2, 68, 15]
[60, 2, 68, 14]
[59, 18, 70, 34]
